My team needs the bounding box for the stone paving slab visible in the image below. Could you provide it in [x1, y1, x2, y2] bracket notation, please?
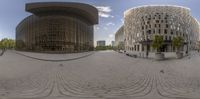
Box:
[0, 50, 200, 99]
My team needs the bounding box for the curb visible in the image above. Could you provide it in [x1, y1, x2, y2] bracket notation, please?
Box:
[14, 51, 94, 62]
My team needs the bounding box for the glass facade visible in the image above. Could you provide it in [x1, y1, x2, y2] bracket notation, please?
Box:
[16, 3, 98, 53]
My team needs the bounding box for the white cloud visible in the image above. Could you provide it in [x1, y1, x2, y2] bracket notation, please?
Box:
[109, 34, 114, 38]
[96, 6, 112, 12]
[103, 27, 108, 30]
[98, 12, 114, 18]
[106, 37, 114, 45]
[96, 6, 114, 18]
[106, 22, 115, 26]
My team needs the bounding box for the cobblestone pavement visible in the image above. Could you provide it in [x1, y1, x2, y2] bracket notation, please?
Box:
[0, 50, 200, 99]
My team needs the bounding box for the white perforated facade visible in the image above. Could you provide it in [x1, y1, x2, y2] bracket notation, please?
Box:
[124, 5, 200, 55]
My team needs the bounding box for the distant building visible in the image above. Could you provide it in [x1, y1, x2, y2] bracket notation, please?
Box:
[97, 40, 106, 46]
[16, 2, 98, 53]
[115, 26, 125, 50]
[111, 41, 115, 46]
[124, 5, 200, 56]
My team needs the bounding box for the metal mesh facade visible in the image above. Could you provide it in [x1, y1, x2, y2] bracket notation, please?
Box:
[115, 26, 124, 46]
[124, 5, 200, 53]
[16, 2, 98, 53]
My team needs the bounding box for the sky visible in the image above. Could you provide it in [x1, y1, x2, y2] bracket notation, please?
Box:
[0, 0, 200, 46]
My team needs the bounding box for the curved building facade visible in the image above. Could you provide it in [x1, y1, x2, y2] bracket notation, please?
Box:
[124, 5, 200, 56]
[115, 26, 125, 50]
[16, 2, 98, 53]
[115, 26, 124, 46]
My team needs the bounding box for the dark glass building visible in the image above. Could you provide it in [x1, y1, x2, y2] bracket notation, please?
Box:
[16, 2, 98, 53]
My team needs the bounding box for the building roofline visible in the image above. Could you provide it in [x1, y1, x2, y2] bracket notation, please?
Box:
[124, 5, 190, 15]
[26, 2, 98, 24]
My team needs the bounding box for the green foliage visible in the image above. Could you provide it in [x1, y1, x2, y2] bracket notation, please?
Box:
[0, 38, 15, 49]
[95, 45, 113, 51]
[172, 36, 183, 50]
[152, 35, 164, 52]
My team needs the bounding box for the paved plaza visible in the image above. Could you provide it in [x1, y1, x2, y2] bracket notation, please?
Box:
[0, 50, 200, 99]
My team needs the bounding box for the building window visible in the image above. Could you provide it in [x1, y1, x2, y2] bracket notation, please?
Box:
[164, 29, 167, 34]
[147, 30, 151, 34]
[171, 31, 173, 34]
[169, 36, 171, 40]
[156, 20, 159, 23]
[149, 15, 151, 18]
[165, 15, 168, 19]
[142, 46, 144, 51]
[142, 26, 144, 30]
[155, 24, 157, 27]
[165, 36, 167, 40]
[134, 45, 136, 51]
[166, 24, 168, 28]
[158, 29, 161, 34]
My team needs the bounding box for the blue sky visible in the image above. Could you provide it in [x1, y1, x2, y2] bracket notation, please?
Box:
[0, 0, 200, 45]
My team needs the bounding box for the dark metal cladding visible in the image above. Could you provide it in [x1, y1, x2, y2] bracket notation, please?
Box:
[26, 2, 98, 24]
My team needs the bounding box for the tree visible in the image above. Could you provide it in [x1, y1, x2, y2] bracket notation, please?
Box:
[152, 35, 164, 53]
[0, 38, 15, 49]
[172, 36, 184, 52]
[95, 45, 114, 51]
[172, 36, 184, 58]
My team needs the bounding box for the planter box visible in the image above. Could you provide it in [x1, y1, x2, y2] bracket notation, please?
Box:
[155, 52, 165, 60]
[176, 52, 183, 59]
